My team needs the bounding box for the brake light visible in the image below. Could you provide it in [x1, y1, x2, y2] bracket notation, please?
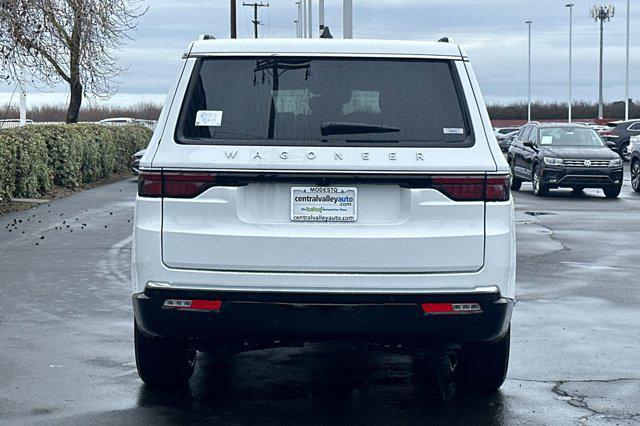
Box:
[163, 172, 218, 198]
[431, 175, 510, 202]
[138, 171, 162, 197]
[138, 171, 218, 198]
[432, 176, 485, 201]
[485, 175, 511, 202]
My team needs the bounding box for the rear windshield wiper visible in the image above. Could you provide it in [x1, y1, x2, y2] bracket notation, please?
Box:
[321, 121, 400, 136]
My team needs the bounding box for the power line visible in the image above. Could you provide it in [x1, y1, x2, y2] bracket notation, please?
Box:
[243, 2, 270, 38]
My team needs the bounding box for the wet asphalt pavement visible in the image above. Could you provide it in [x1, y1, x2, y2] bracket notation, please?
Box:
[1, 172, 639, 425]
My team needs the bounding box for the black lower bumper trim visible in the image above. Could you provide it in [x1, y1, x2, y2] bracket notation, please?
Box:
[133, 288, 514, 347]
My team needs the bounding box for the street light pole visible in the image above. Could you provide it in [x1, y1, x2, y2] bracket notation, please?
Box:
[591, 5, 615, 120]
[343, 0, 353, 39]
[230, 0, 237, 38]
[566, 3, 574, 123]
[526, 21, 533, 122]
[307, 0, 312, 38]
[625, 0, 630, 120]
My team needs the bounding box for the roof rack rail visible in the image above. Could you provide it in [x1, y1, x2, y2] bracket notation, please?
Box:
[199, 34, 215, 40]
[437, 37, 450, 43]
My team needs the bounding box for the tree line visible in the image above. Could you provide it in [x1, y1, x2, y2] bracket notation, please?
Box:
[488, 100, 639, 121]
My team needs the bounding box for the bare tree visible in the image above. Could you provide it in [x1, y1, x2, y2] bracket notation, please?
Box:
[0, 0, 145, 123]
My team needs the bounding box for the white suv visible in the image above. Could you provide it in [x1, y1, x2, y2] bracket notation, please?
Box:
[132, 37, 515, 392]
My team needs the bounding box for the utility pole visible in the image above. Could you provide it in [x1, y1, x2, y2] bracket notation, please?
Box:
[319, 0, 325, 36]
[302, 0, 307, 37]
[625, 0, 630, 120]
[307, 0, 312, 38]
[566, 3, 574, 123]
[295, 1, 301, 38]
[230, 0, 237, 38]
[243, 2, 269, 39]
[343, 0, 353, 39]
[590, 5, 615, 120]
[526, 21, 533, 122]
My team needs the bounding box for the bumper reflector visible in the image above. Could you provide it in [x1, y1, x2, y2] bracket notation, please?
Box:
[163, 299, 222, 312]
[421, 302, 482, 315]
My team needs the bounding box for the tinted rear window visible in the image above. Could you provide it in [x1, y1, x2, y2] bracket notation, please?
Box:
[176, 57, 473, 147]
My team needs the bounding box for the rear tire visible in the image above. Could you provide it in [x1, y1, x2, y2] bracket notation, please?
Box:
[631, 160, 640, 193]
[456, 328, 510, 394]
[620, 143, 631, 162]
[532, 165, 549, 197]
[510, 163, 522, 191]
[603, 185, 622, 199]
[135, 321, 196, 387]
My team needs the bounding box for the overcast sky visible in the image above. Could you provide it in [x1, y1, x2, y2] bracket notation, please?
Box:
[1, 0, 638, 107]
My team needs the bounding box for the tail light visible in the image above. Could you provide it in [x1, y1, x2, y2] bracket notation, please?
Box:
[600, 131, 619, 138]
[138, 171, 218, 198]
[432, 175, 510, 202]
[139, 171, 510, 202]
[485, 175, 511, 201]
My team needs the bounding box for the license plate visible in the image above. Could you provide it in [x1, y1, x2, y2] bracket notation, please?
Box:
[291, 187, 357, 222]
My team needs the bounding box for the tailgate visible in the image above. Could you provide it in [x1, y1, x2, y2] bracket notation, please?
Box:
[161, 173, 486, 273]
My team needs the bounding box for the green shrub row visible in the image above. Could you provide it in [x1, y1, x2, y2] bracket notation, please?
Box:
[0, 124, 152, 200]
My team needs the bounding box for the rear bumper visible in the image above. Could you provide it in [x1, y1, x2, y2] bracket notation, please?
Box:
[133, 286, 514, 347]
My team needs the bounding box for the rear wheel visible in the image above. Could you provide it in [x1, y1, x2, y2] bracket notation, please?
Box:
[620, 143, 631, 162]
[603, 185, 622, 199]
[532, 165, 549, 197]
[456, 328, 510, 393]
[510, 164, 522, 191]
[134, 321, 196, 387]
[631, 160, 640, 193]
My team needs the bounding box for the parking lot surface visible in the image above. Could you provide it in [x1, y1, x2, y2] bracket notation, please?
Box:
[1, 173, 639, 425]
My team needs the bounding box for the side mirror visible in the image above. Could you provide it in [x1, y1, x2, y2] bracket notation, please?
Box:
[605, 141, 616, 149]
[523, 140, 535, 148]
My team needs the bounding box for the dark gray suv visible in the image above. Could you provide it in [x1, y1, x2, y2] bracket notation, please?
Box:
[508, 123, 623, 198]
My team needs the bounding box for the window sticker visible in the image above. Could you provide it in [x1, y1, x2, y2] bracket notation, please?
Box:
[541, 136, 553, 145]
[443, 128, 464, 135]
[342, 90, 381, 115]
[195, 110, 223, 127]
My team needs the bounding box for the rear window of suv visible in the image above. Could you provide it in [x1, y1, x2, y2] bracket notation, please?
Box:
[175, 57, 473, 147]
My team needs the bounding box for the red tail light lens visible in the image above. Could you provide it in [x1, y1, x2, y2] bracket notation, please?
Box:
[431, 176, 485, 201]
[485, 175, 511, 202]
[421, 302, 482, 315]
[431, 175, 510, 202]
[163, 299, 222, 312]
[138, 171, 162, 197]
[138, 171, 218, 198]
[163, 172, 218, 198]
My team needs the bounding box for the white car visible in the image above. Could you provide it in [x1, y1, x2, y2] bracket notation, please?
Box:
[132, 37, 516, 392]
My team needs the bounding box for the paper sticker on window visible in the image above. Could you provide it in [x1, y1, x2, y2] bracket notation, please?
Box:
[541, 136, 553, 145]
[443, 128, 464, 135]
[195, 110, 223, 127]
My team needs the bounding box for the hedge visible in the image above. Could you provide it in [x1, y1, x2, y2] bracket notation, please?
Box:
[0, 124, 152, 200]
